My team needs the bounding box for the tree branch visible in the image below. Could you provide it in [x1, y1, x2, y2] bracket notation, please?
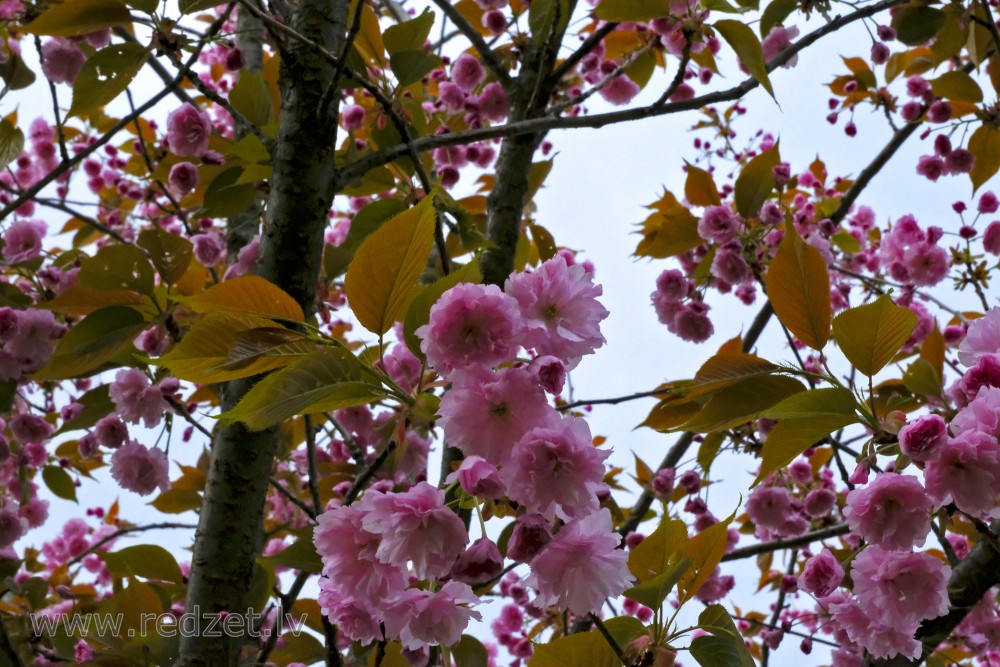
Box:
[428, 0, 512, 89]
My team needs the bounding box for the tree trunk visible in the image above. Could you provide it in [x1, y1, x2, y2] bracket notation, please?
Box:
[175, 1, 348, 664]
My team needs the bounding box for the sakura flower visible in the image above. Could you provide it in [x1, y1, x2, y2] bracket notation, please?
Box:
[384, 581, 482, 650]
[108, 369, 170, 428]
[449, 455, 505, 498]
[897, 414, 947, 461]
[313, 502, 406, 603]
[506, 513, 551, 563]
[416, 282, 521, 378]
[10, 412, 54, 444]
[502, 415, 609, 521]
[437, 366, 557, 466]
[0, 504, 28, 547]
[451, 53, 486, 92]
[798, 549, 844, 597]
[746, 486, 807, 538]
[109, 442, 170, 496]
[361, 482, 469, 579]
[842, 474, 932, 551]
[477, 82, 508, 121]
[958, 308, 1000, 367]
[532, 355, 566, 395]
[761, 25, 800, 67]
[925, 429, 1000, 519]
[851, 546, 951, 625]
[504, 255, 609, 367]
[94, 414, 128, 449]
[191, 233, 227, 267]
[831, 598, 922, 660]
[168, 162, 199, 195]
[341, 104, 366, 131]
[451, 538, 503, 585]
[527, 509, 633, 615]
[40, 38, 85, 85]
[166, 103, 213, 157]
[3, 220, 46, 264]
[599, 74, 640, 106]
[698, 205, 740, 243]
[951, 386, 1000, 437]
[317, 590, 383, 645]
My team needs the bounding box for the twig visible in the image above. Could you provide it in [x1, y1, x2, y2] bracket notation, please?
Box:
[721, 524, 850, 562]
[270, 475, 317, 521]
[429, 0, 512, 89]
[68, 522, 197, 566]
[590, 613, 626, 664]
[343, 441, 397, 505]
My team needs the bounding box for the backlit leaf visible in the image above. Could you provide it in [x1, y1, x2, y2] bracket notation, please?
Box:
[714, 20, 773, 96]
[969, 124, 1000, 193]
[22, 0, 131, 36]
[0, 119, 24, 172]
[685, 164, 722, 207]
[832, 295, 918, 376]
[69, 43, 147, 117]
[345, 196, 436, 335]
[35, 306, 146, 380]
[176, 274, 305, 322]
[595, 0, 671, 21]
[734, 144, 780, 218]
[765, 222, 830, 350]
[691, 605, 756, 667]
[681, 375, 805, 433]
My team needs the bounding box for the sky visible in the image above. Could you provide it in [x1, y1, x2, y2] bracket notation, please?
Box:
[6, 1, 996, 664]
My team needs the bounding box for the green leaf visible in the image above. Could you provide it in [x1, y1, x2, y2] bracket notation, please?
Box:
[453, 635, 490, 667]
[832, 295, 918, 376]
[930, 70, 983, 103]
[903, 358, 942, 396]
[137, 227, 192, 285]
[528, 617, 645, 667]
[22, 0, 131, 36]
[765, 222, 831, 350]
[201, 166, 260, 218]
[734, 144, 780, 218]
[969, 124, 1000, 193]
[56, 385, 115, 434]
[175, 274, 305, 322]
[69, 43, 147, 117]
[220, 347, 389, 430]
[595, 0, 671, 21]
[344, 196, 437, 335]
[77, 243, 155, 295]
[680, 375, 805, 433]
[690, 605, 755, 667]
[759, 0, 798, 37]
[891, 5, 946, 46]
[714, 20, 774, 96]
[390, 50, 444, 88]
[753, 388, 858, 484]
[403, 258, 482, 360]
[528, 0, 570, 47]
[325, 199, 405, 278]
[42, 466, 77, 502]
[100, 545, 184, 583]
[383, 8, 435, 53]
[677, 510, 736, 603]
[0, 119, 24, 172]
[264, 532, 323, 573]
[688, 352, 779, 398]
[229, 70, 275, 128]
[0, 51, 37, 91]
[628, 517, 688, 582]
[157, 313, 312, 384]
[34, 306, 146, 380]
[624, 557, 691, 608]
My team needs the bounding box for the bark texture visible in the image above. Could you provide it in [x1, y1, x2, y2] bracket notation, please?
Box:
[175, 1, 348, 664]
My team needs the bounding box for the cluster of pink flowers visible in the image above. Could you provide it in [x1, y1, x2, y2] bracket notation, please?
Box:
[0, 308, 65, 380]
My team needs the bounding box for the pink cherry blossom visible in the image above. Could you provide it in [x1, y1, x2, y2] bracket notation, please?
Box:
[959, 308, 1000, 367]
[527, 509, 632, 615]
[384, 581, 481, 650]
[109, 442, 170, 496]
[317, 591, 383, 645]
[40, 38, 85, 85]
[925, 429, 1000, 519]
[504, 255, 609, 367]
[761, 25, 800, 67]
[502, 415, 609, 521]
[0, 504, 28, 547]
[951, 386, 1000, 437]
[897, 414, 947, 461]
[958, 353, 1000, 400]
[984, 221, 1000, 255]
[477, 82, 508, 121]
[10, 412, 53, 444]
[168, 162, 199, 195]
[506, 513, 551, 563]
[599, 74, 640, 105]
[450, 455, 505, 498]
[698, 205, 739, 243]
[532, 355, 566, 395]
[166, 103, 213, 157]
[95, 415, 128, 449]
[798, 549, 844, 597]
[830, 598, 922, 660]
[842, 474, 931, 551]
[361, 482, 468, 579]
[746, 486, 807, 539]
[3, 220, 46, 264]
[416, 282, 521, 378]
[341, 104, 366, 131]
[191, 233, 227, 267]
[451, 537, 503, 585]
[313, 502, 406, 603]
[108, 369, 170, 428]
[851, 546, 951, 625]
[437, 366, 557, 466]
[452, 53, 486, 92]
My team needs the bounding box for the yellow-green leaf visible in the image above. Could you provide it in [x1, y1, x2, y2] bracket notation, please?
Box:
[832, 295, 918, 376]
[69, 43, 147, 117]
[229, 70, 275, 128]
[0, 119, 24, 172]
[595, 0, 671, 21]
[137, 227, 192, 285]
[100, 545, 184, 583]
[681, 375, 805, 433]
[766, 222, 830, 350]
[528, 617, 645, 667]
[345, 196, 437, 335]
[930, 70, 983, 103]
[677, 510, 736, 603]
[43, 466, 77, 502]
[77, 243, 155, 295]
[690, 604, 756, 667]
[157, 313, 312, 383]
[714, 19, 774, 96]
[220, 347, 389, 430]
[624, 557, 691, 609]
[734, 144, 780, 218]
[176, 274, 305, 322]
[34, 306, 146, 380]
[22, 0, 131, 36]
[685, 164, 722, 207]
[969, 124, 1000, 193]
[634, 191, 702, 258]
[629, 517, 688, 582]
